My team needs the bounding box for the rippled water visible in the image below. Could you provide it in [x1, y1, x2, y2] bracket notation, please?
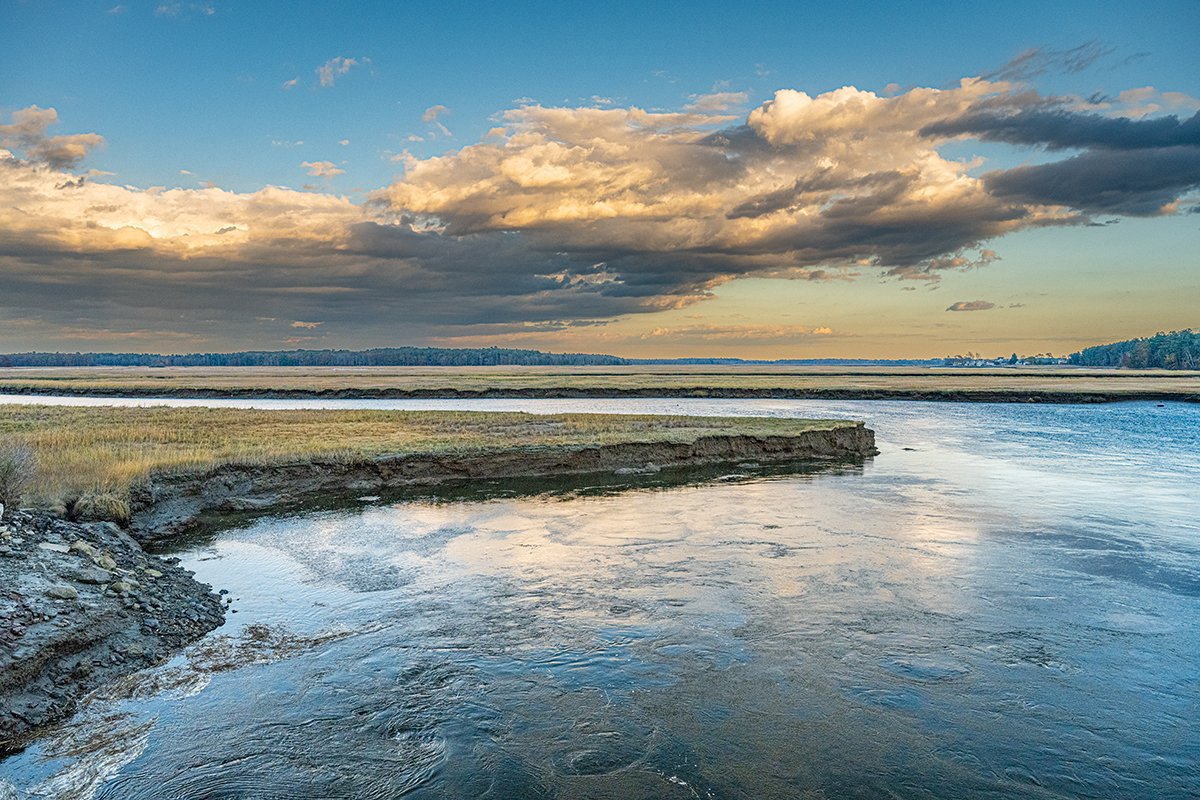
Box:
[2, 399, 1198, 799]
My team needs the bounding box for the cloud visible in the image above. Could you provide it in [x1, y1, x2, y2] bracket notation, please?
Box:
[0, 106, 105, 168]
[922, 108, 1200, 150]
[3, 75, 1199, 347]
[290, 320, 323, 329]
[316, 57, 359, 88]
[946, 300, 996, 312]
[983, 41, 1115, 82]
[272, 139, 304, 148]
[421, 105, 450, 123]
[640, 324, 837, 341]
[421, 105, 453, 137]
[282, 77, 298, 91]
[685, 91, 750, 112]
[301, 160, 344, 178]
[339, 139, 350, 146]
[984, 146, 1200, 216]
[107, 5, 127, 13]
[155, 2, 214, 17]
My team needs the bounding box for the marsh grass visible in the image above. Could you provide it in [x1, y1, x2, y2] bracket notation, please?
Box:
[0, 405, 848, 516]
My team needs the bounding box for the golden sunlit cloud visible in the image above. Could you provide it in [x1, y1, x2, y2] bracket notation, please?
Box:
[1, 74, 1197, 350]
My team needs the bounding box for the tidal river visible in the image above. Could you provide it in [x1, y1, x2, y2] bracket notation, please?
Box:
[1, 399, 1198, 799]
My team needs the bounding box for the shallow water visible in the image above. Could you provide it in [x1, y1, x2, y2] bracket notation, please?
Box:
[2, 399, 1198, 799]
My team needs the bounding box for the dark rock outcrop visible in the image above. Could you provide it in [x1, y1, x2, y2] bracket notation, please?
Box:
[0, 511, 224, 754]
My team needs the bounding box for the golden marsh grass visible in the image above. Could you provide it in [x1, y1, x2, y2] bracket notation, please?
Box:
[0, 404, 850, 517]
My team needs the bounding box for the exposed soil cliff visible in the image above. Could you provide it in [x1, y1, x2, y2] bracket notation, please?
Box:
[128, 426, 876, 543]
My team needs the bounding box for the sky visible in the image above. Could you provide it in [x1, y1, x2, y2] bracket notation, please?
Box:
[1, 0, 1198, 359]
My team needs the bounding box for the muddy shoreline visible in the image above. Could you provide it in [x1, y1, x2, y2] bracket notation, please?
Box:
[1, 426, 875, 749]
[2, 385, 1198, 403]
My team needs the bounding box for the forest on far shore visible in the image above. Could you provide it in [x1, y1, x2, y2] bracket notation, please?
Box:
[1070, 330, 1198, 369]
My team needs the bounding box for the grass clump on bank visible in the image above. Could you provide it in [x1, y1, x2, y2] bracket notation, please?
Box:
[0, 405, 853, 519]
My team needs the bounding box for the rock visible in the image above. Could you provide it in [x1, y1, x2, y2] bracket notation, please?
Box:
[45, 585, 78, 600]
[73, 566, 113, 585]
[1, 512, 225, 751]
[70, 539, 99, 558]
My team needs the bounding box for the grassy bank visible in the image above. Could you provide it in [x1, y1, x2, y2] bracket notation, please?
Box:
[1, 365, 1198, 400]
[0, 405, 854, 519]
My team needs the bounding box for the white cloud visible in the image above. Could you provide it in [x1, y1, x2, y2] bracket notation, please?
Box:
[155, 2, 214, 16]
[290, 320, 323, 328]
[316, 56, 359, 88]
[421, 104, 449, 123]
[685, 91, 749, 112]
[282, 77, 298, 91]
[338, 139, 350, 146]
[301, 160, 344, 178]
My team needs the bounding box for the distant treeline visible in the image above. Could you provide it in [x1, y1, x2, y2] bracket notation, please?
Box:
[1070, 330, 1199, 369]
[628, 358, 940, 366]
[0, 348, 950, 368]
[0, 347, 628, 368]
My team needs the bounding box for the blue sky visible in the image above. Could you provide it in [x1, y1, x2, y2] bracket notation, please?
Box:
[1, 0, 1198, 356]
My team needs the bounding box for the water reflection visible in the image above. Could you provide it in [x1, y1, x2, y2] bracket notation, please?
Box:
[1, 401, 1198, 799]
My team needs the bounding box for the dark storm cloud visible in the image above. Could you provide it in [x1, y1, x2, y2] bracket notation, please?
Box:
[984, 146, 1200, 216]
[922, 109, 1200, 150]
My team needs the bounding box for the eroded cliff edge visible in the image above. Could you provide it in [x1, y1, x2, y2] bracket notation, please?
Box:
[127, 425, 876, 543]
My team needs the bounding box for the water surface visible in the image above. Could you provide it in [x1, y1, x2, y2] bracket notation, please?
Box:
[1, 399, 1197, 799]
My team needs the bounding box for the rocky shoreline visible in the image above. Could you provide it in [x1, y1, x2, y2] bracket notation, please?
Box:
[1, 384, 1197, 403]
[1, 425, 875, 752]
[0, 510, 225, 754]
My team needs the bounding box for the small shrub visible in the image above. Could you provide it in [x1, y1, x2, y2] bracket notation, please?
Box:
[71, 490, 131, 524]
[0, 441, 36, 509]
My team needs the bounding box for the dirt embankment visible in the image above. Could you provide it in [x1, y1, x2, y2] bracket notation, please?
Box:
[127, 426, 877, 543]
[0, 510, 224, 754]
